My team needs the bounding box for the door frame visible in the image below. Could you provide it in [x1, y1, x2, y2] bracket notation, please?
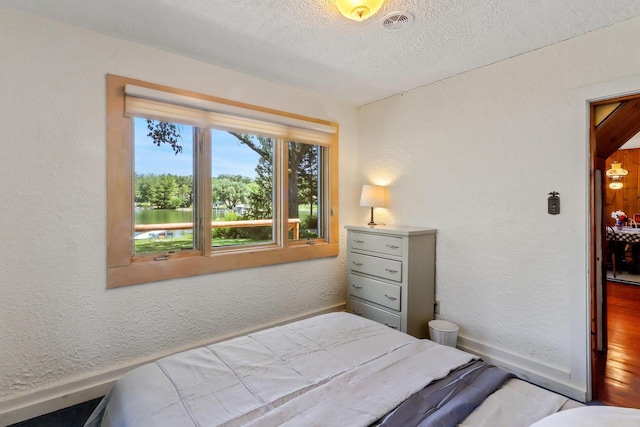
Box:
[577, 75, 640, 400]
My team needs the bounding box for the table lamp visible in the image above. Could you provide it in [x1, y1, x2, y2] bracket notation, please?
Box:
[360, 184, 387, 225]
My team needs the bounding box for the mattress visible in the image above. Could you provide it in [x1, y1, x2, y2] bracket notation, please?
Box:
[85, 312, 580, 427]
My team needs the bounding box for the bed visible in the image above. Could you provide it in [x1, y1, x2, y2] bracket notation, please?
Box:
[85, 312, 584, 427]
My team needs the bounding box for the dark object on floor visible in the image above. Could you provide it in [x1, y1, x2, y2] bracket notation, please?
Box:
[8, 397, 103, 427]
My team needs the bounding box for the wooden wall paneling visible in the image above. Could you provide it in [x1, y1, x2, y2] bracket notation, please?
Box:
[596, 98, 640, 159]
[633, 149, 639, 216]
[604, 148, 640, 223]
[626, 150, 639, 216]
[621, 150, 631, 217]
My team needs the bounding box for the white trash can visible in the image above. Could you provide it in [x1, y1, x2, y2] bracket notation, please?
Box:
[428, 320, 459, 347]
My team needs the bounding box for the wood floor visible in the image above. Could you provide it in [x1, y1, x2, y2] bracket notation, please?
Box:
[594, 280, 640, 407]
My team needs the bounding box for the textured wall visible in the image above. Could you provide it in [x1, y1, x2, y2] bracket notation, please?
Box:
[357, 16, 640, 396]
[0, 6, 360, 407]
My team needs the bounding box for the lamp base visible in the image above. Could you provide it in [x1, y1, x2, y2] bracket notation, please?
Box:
[368, 206, 376, 226]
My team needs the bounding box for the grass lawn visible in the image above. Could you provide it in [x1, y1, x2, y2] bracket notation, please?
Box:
[134, 209, 317, 254]
[135, 236, 272, 254]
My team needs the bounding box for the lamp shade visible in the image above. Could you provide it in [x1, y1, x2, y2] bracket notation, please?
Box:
[360, 185, 387, 207]
[335, 0, 384, 21]
[606, 161, 628, 178]
[610, 180, 623, 190]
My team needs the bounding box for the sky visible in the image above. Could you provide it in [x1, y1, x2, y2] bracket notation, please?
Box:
[134, 118, 261, 178]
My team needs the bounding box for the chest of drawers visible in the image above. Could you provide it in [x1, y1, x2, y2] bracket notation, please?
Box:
[345, 225, 436, 338]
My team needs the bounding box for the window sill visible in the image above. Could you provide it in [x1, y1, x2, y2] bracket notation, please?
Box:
[107, 242, 339, 288]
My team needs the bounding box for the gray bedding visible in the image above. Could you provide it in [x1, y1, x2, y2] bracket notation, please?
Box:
[376, 361, 515, 427]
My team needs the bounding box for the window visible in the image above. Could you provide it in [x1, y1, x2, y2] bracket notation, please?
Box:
[107, 75, 339, 287]
[211, 130, 275, 248]
[134, 118, 195, 255]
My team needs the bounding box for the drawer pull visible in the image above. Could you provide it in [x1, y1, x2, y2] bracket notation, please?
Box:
[385, 268, 399, 273]
[354, 239, 365, 243]
[384, 294, 397, 300]
[386, 244, 400, 249]
[384, 323, 399, 329]
[352, 310, 363, 316]
[352, 262, 364, 266]
[351, 284, 363, 289]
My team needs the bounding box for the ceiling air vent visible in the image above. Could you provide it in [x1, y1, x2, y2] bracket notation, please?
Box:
[382, 11, 413, 31]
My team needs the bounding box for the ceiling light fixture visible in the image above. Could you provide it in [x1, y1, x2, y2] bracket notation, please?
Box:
[335, 0, 384, 21]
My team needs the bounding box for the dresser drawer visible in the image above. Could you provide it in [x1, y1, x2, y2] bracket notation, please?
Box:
[350, 232, 402, 257]
[349, 274, 401, 311]
[348, 253, 402, 282]
[349, 298, 401, 331]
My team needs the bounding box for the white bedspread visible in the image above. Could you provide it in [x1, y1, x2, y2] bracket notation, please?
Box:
[245, 339, 475, 426]
[459, 378, 569, 427]
[87, 312, 475, 427]
[530, 406, 640, 426]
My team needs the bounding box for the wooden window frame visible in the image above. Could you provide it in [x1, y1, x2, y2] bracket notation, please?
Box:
[107, 75, 339, 287]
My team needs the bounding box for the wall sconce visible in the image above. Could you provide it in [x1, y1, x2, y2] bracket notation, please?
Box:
[335, 0, 384, 21]
[360, 184, 387, 225]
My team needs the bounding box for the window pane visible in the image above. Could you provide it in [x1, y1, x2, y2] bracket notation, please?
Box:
[288, 141, 323, 241]
[211, 130, 274, 247]
[133, 118, 195, 254]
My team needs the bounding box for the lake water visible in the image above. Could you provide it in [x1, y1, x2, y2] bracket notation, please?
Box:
[135, 208, 230, 224]
[134, 208, 230, 238]
[135, 209, 194, 224]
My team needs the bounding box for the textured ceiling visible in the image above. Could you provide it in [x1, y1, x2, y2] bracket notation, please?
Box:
[4, 0, 640, 105]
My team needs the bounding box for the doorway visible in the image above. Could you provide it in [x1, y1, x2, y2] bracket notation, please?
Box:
[590, 93, 640, 405]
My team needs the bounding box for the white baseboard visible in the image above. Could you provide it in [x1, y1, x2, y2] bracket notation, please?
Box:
[457, 335, 587, 402]
[0, 304, 346, 426]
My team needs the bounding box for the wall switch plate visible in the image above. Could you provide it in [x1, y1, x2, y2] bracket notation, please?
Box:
[548, 192, 560, 215]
